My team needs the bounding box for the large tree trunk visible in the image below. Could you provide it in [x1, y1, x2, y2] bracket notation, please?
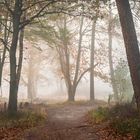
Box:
[8, 30, 20, 114]
[90, 19, 96, 101]
[108, 1, 118, 103]
[8, 0, 22, 114]
[116, 0, 140, 111]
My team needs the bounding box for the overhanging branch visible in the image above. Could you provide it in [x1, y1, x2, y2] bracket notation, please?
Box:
[20, 1, 57, 29]
[76, 63, 98, 87]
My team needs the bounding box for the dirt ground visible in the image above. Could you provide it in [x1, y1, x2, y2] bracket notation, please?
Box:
[23, 101, 105, 140]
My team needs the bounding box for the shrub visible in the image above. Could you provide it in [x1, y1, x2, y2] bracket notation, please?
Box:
[89, 104, 140, 139]
[108, 103, 138, 120]
[111, 118, 140, 140]
[0, 111, 46, 128]
[88, 107, 109, 124]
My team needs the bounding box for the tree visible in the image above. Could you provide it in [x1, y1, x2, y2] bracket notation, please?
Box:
[0, 10, 11, 97]
[116, 0, 140, 111]
[45, 14, 98, 101]
[27, 45, 41, 101]
[89, 0, 108, 101]
[1, 0, 58, 114]
[90, 19, 96, 101]
[56, 15, 85, 101]
[108, 1, 119, 103]
[8, 0, 22, 114]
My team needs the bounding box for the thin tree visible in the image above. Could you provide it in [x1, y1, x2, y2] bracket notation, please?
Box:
[27, 46, 41, 102]
[108, 1, 118, 103]
[90, 19, 96, 101]
[0, 12, 11, 97]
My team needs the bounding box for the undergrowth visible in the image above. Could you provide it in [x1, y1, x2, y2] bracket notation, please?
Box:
[88, 103, 140, 140]
[0, 110, 46, 128]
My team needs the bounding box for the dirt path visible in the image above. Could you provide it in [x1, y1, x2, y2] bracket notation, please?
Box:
[23, 102, 104, 140]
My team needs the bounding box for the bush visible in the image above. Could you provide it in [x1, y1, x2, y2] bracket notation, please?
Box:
[0, 111, 46, 128]
[108, 103, 138, 120]
[88, 107, 109, 124]
[111, 118, 140, 140]
[89, 104, 140, 139]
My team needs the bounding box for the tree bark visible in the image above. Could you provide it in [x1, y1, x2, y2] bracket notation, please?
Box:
[8, 0, 22, 114]
[68, 85, 76, 102]
[116, 0, 140, 111]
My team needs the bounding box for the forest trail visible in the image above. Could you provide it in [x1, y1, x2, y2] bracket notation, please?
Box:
[23, 102, 105, 140]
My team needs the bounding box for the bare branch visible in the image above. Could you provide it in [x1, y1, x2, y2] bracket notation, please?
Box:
[20, 1, 57, 29]
[22, 0, 47, 12]
[76, 63, 98, 87]
[0, 20, 13, 33]
[0, 38, 10, 51]
[4, 78, 9, 83]
[4, 0, 13, 15]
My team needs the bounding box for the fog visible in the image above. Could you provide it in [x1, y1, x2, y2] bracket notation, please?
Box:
[1, 1, 140, 140]
[1, 1, 140, 106]
[2, 65, 112, 103]
[1, 16, 136, 104]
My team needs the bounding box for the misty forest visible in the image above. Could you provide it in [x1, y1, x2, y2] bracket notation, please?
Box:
[0, 0, 140, 140]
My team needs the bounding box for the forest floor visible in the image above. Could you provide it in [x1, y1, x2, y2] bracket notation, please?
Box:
[22, 101, 106, 140]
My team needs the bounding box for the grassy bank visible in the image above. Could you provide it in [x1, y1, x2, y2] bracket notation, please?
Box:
[88, 104, 140, 140]
[0, 107, 46, 140]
